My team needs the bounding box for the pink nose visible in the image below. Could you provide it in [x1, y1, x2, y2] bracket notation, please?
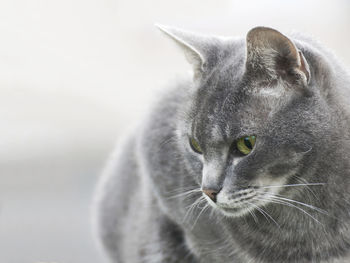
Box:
[203, 189, 219, 202]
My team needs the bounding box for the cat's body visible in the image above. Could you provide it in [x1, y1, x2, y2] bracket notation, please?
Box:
[93, 26, 350, 263]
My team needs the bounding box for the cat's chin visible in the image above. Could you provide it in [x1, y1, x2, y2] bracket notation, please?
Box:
[219, 206, 254, 218]
[204, 197, 254, 218]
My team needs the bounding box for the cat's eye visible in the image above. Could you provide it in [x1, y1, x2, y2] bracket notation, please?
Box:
[189, 137, 202, 154]
[237, 135, 256, 155]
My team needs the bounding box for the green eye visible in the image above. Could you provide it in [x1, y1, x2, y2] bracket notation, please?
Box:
[237, 135, 256, 155]
[189, 137, 202, 154]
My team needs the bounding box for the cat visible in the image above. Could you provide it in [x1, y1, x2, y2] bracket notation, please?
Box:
[93, 25, 350, 263]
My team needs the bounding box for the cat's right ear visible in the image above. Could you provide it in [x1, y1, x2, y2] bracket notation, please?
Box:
[156, 24, 217, 80]
[245, 27, 311, 87]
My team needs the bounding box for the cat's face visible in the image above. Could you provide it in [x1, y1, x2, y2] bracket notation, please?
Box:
[185, 73, 321, 217]
[159, 26, 330, 217]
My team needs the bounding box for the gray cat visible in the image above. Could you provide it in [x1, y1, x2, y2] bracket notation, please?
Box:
[93, 25, 350, 263]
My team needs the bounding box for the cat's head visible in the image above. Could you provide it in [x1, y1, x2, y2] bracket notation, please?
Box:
[158, 25, 334, 217]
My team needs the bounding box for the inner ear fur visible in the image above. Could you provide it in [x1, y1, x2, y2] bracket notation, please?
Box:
[245, 27, 310, 86]
[156, 24, 219, 81]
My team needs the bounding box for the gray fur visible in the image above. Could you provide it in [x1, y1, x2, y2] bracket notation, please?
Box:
[93, 26, 350, 262]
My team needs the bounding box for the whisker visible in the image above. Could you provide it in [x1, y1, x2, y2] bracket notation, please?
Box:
[260, 183, 325, 189]
[166, 188, 202, 200]
[246, 200, 268, 221]
[184, 195, 205, 210]
[292, 175, 320, 200]
[191, 203, 210, 230]
[183, 195, 206, 223]
[265, 193, 328, 215]
[248, 199, 280, 229]
[167, 185, 200, 195]
[247, 207, 258, 223]
[209, 206, 217, 220]
[258, 195, 323, 225]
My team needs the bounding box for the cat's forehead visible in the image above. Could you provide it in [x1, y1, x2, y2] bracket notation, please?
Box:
[191, 78, 293, 143]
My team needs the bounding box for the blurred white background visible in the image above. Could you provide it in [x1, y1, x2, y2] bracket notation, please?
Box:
[0, 0, 349, 262]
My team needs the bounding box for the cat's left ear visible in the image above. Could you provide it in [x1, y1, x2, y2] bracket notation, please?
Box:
[245, 27, 310, 87]
[156, 24, 219, 80]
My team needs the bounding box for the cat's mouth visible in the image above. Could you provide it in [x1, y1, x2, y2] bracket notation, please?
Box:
[203, 178, 293, 217]
[216, 199, 259, 217]
[220, 207, 241, 213]
[219, 206, 257, 218]
[205, 187, 270, 218]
